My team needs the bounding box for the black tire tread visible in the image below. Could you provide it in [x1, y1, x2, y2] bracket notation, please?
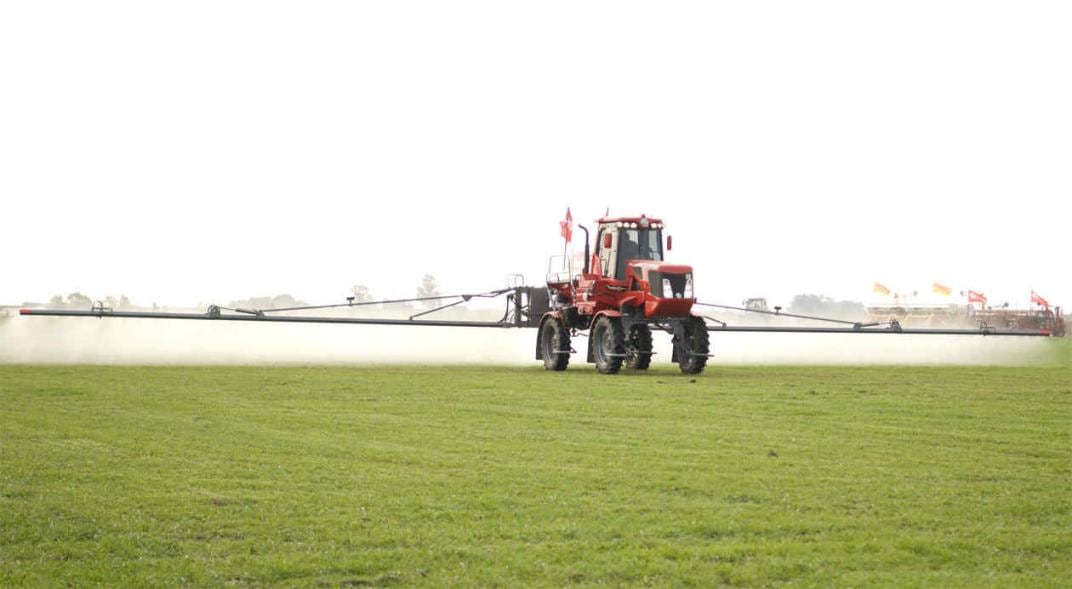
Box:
[541, 318, 571, 371]
[593, 316, 626, 375]
[678, 316, 710, 375]
[625, 324, 653, 370]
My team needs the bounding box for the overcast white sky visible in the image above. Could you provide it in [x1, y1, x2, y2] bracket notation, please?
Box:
[2, 1, 1069, 311]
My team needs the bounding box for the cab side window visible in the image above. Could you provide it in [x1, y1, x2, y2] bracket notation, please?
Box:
[597, 229, 615, 279]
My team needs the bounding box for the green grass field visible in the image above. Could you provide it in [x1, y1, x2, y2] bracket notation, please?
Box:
[2, 345, 1070, 587]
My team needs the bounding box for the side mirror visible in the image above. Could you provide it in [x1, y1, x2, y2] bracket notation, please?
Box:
[666, 235, 673, 251]
[602, 233, 612, 249]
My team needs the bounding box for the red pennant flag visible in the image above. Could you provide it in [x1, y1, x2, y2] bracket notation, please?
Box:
[560, 208, 573, 243]
[1031, 290, 1049, 308]
[968, 290, 987, 305]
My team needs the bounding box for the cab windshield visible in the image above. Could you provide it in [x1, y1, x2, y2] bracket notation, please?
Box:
[616, 228, 662, 278]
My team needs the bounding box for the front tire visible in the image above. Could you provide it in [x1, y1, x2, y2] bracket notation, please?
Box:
[592, 315, 626, 374]
[540, 318, 571, 371]
[677, 316, 710, 375]
[625, 324, 653, 370]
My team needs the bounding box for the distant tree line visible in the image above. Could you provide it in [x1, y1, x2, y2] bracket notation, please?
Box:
[416, 275, 441, 301]
[225, 294, 308, 310]
[40, 275, 444, 312]
[787, 294, 865, 320]
[46, 292, 132, 310]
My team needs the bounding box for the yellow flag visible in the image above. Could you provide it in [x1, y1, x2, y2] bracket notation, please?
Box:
[932, 282, 952, 296]
[873, 282, 891, 295]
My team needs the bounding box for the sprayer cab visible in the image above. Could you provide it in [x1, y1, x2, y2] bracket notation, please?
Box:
[580, 215, 695, 315]
[591, 216, 665, 278]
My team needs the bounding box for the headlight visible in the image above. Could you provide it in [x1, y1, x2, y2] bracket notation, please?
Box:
[684, 274, 694, 298]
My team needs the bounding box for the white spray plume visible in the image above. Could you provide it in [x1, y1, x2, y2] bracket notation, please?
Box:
[0, 315, 1054, 366]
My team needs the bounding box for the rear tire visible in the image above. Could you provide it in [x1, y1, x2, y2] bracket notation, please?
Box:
[625, 324, 653, 370]
[677, 316, 710, 375]
[592, 315, 626, 374]
[540, 318, 570, 371]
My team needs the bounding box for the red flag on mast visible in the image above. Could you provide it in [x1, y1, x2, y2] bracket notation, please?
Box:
[1031, 290, 1049, 308]
[560, 208, 573, 243]
[968, 290, 987, 305]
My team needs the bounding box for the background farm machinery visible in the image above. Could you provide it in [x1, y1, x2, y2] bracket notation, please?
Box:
[866, 304, 1064, 337]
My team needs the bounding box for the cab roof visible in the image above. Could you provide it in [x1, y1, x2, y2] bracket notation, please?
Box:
[597, 215, 664, 225]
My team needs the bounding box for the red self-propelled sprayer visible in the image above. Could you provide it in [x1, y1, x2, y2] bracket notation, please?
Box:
[19, 211, 1056, 375]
